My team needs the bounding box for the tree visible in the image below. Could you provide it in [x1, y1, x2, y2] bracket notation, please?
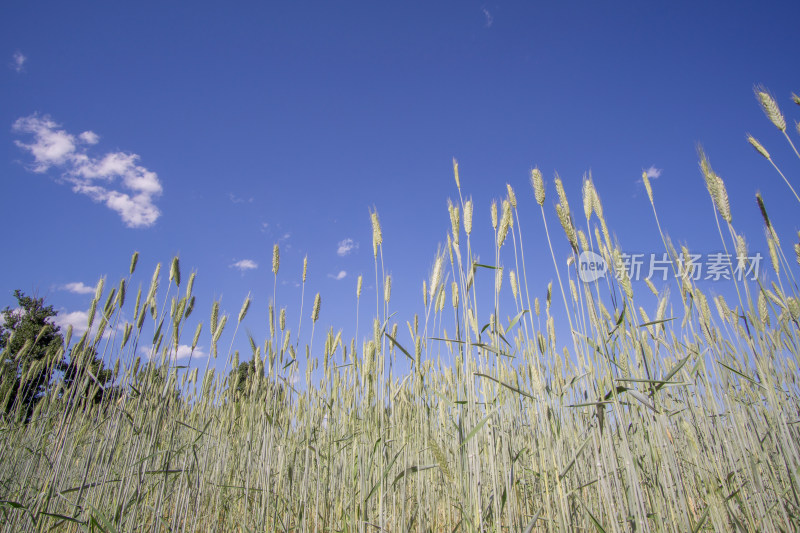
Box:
[230, 359, 257, 399]
[61, 341, 117, 408]
[228, 358, 287, 407]
[0, 290, 64, 419]
[134, 360, 183, 405]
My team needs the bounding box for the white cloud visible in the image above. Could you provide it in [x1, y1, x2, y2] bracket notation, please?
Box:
[337, 238, 358, 257]
[482, 8, 494, 27]
[176, 344, 206, 360]
[54, 310, 90, 336]
[328, 270, 347, 281]
[644, 166, 662, 179]
[48, 305, 129, 344]
[12, 115, 162, 228]
[12, 51, 26, 72]
[14, 116, 77, 171]
[231, 259, 258, 271]
[139, 344, 207, 361]
[61, 282, 95, 295]
[3, 306, 113, 342]
[79, 131, 99, 144]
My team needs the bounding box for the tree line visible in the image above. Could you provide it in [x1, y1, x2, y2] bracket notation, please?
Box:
[0, 290, 285, 423]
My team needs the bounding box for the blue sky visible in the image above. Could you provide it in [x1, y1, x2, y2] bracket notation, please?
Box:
[2, 1, 800, 377]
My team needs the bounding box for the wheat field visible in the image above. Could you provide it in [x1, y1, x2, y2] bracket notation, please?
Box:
[1, 89, 800, 532]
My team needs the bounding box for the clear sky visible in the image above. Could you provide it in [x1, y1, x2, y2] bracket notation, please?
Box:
[2, 1, 800, 377]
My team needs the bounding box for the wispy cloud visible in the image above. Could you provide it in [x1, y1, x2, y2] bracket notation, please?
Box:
[61, 282, 95, 295]
[231, 259, 258, 271]
[337, 238, 358, 257]
[644, 166, 662, 179]
[328, 270, 347, 281]
[482, 8, 494, 27]
[13, 115, 163, 228]
[260, 222, 292, 244]
[228, 193, 253, 204]
[12, 51, 26, 72]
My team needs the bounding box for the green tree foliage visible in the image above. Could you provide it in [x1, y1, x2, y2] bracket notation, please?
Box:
[61, 341, 117, 409]
[230, 359, 257, 399]
[228, 358, 287, 408]
[0, 290, 64, 419]
[0, 291, 120, 420]
[134, 359, 183, 406]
